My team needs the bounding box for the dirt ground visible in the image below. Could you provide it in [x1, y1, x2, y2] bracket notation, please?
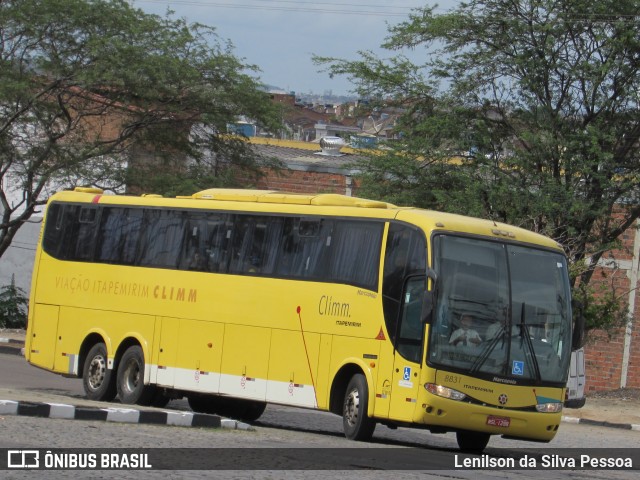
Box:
[567, 387, 640, 426]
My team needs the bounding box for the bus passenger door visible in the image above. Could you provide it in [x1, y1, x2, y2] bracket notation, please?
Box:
[388, 277, 426, 421]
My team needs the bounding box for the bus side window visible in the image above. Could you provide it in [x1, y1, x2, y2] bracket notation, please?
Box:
[205, 215, 232, 273]
[228, 216, 254, 274]
[252, 217, 283, 275]
[137, 210, 185, 268]
[42, 203, 63, 258]
[228, 215, 284, 275]
[179, 215, 208, 271]
[51, 205, 98, 261]
[74, 207, 98, 260]
[326, 221, 383, 290]
[276, 218, 333, 280]
[382, 223, 427, 347]
[96, 207, 143, 265]
[397, 277, 427, 363]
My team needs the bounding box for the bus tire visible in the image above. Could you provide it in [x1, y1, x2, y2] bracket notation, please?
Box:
[456, 430, 490, 452]
[82, 342, 117, 402]
[237, 400, 267, 422]
[342, 373, 376, 441]
[150, 389, 171, 408]
[116, 345, 155, 405]
[188, 395, 218, 414]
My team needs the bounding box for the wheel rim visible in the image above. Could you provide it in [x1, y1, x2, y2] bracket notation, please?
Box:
[87, 355, 106, 391]
[344, 387, 360, 427]
[121, 358, 141, 395]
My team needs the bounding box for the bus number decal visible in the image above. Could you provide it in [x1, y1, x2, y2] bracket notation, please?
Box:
[444, 374, 460, 384]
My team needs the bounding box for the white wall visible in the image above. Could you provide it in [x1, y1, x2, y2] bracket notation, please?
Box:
[0, 218, 40, 294]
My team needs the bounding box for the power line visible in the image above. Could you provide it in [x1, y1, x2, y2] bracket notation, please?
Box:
[134, 0, 423, 17]
[135, 1, 640, 22]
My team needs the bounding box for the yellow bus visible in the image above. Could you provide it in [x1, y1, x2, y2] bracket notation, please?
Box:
[25, 187, 583, 452]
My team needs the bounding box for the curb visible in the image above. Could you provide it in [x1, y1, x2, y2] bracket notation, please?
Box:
[0, 337, 24, 356]
[561, 415, 640, 431]
[0, 399, 254, 432]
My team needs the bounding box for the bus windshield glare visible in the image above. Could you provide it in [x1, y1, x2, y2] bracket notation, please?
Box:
[428, 235, 572, 385]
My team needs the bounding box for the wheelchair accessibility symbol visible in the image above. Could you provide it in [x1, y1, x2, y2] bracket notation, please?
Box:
[403, 367, 411, 381]
[512, 360, 524, 376]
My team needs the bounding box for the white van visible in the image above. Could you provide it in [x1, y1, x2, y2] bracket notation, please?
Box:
[565, 347, 586, 408]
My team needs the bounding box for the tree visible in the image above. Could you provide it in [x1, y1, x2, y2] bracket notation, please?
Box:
[0, 0, 281, 258]
[316, 0, 640, 330]
[0, 275, 28, 328]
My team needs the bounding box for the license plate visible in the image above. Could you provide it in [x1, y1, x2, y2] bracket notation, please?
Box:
[486, 415, 511, 427]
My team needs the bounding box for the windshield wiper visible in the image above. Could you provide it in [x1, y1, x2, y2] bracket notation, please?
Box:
[470, 326, 505, 374]
[470, 332, 504, 373]
[519, 303, 541, 381]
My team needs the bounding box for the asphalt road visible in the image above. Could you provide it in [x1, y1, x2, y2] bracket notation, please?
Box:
[1, 353, 638, 479]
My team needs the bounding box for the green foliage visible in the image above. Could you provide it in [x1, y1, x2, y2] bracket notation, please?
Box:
[0, 281, 28, 329]
[572, 282, 630, 337]
[318, 0, 640, 332]
[0, 0, 281, 257]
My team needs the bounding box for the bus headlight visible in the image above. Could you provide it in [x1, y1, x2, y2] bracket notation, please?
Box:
[424, 383, 466, 401]
[536, 402, 563, 413]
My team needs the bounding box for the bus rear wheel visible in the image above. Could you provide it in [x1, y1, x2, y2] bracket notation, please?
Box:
[236, 399, 267, 422]
[342, 373, 376, 441]
[456, 430, 490, 452]
[188, 394, 219, 414]
[117, 345, 155, 405]
[82, 342, 117, 402]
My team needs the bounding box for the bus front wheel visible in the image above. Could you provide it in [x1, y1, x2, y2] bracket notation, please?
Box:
[82, 342, 117, 402]
[234, 399, 266, 422]
[117, 345, 155, 405]
[342, 373, 376, 441]
[456, 430, 490, 452]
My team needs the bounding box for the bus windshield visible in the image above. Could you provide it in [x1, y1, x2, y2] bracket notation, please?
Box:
[428, 235, 572, 385]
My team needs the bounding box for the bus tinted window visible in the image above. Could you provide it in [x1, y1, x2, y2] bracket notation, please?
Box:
[277, 218, 334, 279]
[382, 224, 427, 344]
[43, 204, 98, 261]
[228, 216, 284, 275]
[42, 202, 383, 290]
[96, 208, 143, 265]
[327, 221, 383, 289]
[42, 203, 63, 258]
[138, 210, 186, 268]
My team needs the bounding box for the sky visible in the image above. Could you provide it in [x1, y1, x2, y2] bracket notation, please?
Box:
[132, 1, 458, 96]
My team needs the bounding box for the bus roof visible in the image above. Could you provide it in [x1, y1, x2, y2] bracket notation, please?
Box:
[51, 187, 563, 251]
[396, 208, 562, 251]
[189, 188, 393, 208]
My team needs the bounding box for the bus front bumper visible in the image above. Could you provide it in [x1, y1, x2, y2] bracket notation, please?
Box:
[418, 396, 562, 442]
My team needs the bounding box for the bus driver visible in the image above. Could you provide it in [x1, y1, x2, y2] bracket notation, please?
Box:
[449, 314, 482, 347]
